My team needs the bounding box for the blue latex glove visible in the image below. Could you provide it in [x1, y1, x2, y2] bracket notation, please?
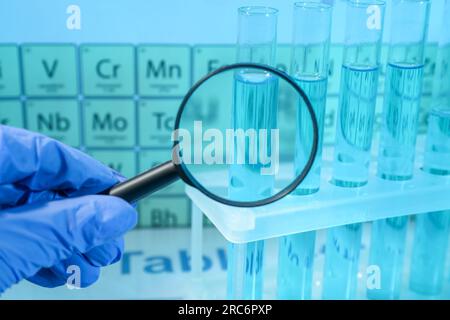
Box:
[0, 125, 137, 294]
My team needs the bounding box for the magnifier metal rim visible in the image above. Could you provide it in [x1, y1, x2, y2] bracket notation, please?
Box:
[172, 62, 319, 208]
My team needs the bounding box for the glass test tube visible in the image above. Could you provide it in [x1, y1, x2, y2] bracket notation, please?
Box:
[323, 223, 363, 299]
[368, 216, 409, 299]
[332, 0, 384, 187]
[424, 0, 450, 176]
[409, 0, 450, 296]
[369, 0, 430, 300]
[292, 1, 332, 195]
[377, 0, 430, 181]
[322, 0, 385, 300]
[227, 6, 278, 300]
[409, 212, 450, 296]
[277, 1, 332, 300]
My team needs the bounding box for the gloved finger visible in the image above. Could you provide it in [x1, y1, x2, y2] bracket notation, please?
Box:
[27, 252, 100, 288]
[0, 184, 62, 209]
[83, 237, 125, 267]
[0, 195, 136, 293]
[0, 125, 125, 199]
[0, 172, 127, 208]
[27, 238, 123, 288]
[28, 237, 124, 287]
[24, 266, 66, 288]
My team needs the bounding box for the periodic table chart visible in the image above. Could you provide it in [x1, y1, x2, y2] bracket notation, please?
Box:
[0, 0, 445, 229]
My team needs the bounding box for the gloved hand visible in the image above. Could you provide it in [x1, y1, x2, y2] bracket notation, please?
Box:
[0, 125, 137, 294]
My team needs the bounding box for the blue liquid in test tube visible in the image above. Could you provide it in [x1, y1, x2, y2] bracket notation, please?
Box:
[229, 72, 278, 197]
[277, 2, 332, 300]
[323, 223, 363, 299]
[294, 76, 328, 195]
[227, 6, 278, 300]
[369, 0, 430, 300]
[377, 63, 424, 180]
[332, 65, 379, 187]
[323, 0, 385, 300]
[377, 0, 430, 181]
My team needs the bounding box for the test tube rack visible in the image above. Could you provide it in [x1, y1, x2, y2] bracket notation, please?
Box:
[187, 145, 450, 299]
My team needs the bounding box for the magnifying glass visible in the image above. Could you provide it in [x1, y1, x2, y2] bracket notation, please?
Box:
[102, 63, 319, 207]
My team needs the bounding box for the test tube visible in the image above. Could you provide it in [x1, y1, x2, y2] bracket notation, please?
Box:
[227, 6, 278, 300]
[377, 0, 430, 181]
[322, 223, 363, 299]
[409, 0, 450, 296]
[409, 211, 450, 296]
[367, 216, 409, 299]
[277, 1, 332, 300]
[292, 1, 332, 195]
[322, 0, 385, 300]
[424, 0, 450, 176]
[368, 0, 430, 300]
[332, 0, 385, 187]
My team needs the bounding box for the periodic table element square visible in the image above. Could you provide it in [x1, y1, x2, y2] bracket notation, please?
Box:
[138, 45, 191, 97]
[139, 149, 184, 195]
[0, 45, 21, 97]
[193, 45, 236, 82]
[21, 44, 78, 97]
[26, 100, 80, 147]
[83, 99, 136, 147]
[0, 100, 23, 127]
[193, 45, 235, 134]
[138, 99, 179, 148]
[88, 150, 136, 178]
[81, 45, 135, 97]
[138, 196, 190, 228]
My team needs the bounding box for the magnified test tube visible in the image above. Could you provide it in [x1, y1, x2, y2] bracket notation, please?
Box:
[409, 0, 450, 297]
[227, 6, 278, 300]
[369, 0, 430, 300]
[323, 0, 385, 300]
[277, 1, 332, 300]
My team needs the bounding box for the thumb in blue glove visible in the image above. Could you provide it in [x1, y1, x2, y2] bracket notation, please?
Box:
[0, 125, 137, 293]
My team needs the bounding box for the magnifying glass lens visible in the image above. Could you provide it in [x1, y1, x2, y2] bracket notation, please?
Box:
[175, 66, 316, 206]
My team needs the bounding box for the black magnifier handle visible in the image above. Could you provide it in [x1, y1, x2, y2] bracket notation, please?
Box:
[103, 160, 179, 203]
